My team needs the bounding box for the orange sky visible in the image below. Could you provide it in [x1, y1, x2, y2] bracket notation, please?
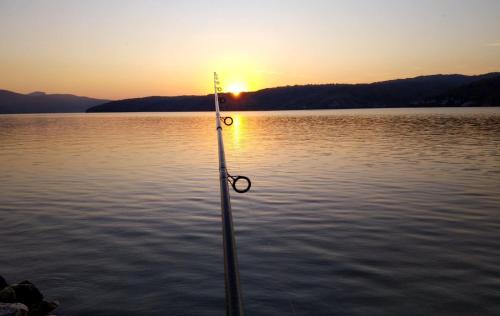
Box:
[1, 0, 499, 100]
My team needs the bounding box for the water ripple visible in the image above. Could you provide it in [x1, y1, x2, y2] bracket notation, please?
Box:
[1, 108, 500, 315]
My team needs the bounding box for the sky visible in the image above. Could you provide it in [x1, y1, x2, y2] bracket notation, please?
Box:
[0, 0, 499, 99]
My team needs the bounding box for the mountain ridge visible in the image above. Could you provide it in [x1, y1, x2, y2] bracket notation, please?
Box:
[1, 72, 499, 114]
[0, 90, 109, 114]
[87, 72, 500, 113]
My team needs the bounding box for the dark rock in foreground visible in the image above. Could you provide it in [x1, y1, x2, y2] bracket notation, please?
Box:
[0, 276, 58, 316]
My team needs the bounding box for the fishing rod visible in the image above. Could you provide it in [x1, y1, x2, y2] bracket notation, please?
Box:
[213, 72, 251, 316]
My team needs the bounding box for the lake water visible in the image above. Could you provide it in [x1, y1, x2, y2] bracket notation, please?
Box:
[1, 108, 500, 315]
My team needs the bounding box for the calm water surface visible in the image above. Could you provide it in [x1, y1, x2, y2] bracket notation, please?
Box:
[1, 108, 500, 315]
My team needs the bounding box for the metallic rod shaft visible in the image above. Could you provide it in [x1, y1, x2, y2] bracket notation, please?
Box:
[213, 72, 245, 316]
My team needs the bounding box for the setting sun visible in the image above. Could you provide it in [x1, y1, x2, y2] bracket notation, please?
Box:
[226, 82, 248, 96]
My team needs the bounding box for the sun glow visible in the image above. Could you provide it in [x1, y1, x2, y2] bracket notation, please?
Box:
[231, 114, 242, 147]
[226, 82, 248, 96]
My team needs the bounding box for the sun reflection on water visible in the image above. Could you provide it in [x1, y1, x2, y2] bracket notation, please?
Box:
[231, 113, 242, 147]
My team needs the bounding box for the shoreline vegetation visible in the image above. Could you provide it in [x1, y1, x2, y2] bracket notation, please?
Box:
[1, 73, 499, 115]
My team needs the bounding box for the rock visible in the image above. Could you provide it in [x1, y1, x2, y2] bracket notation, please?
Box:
[10, 282, 43, 307]
[26, 301, 59, 316]
[0, 287, 16, 303]
[0, 302, 29, 316]
[0, 277, 7, 291]
[0, 277, 58, 316]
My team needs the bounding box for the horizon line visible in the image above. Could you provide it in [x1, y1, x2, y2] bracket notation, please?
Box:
[3, 70, 499, 101]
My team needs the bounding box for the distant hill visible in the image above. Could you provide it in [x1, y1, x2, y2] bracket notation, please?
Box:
[417, 75, 500, 106]
[2, 73, 498, 114]
[0, 90, 108, 114]
[87, 72, 500, 113]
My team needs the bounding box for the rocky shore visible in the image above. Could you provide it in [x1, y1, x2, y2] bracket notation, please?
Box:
[0, 276, 58, 316]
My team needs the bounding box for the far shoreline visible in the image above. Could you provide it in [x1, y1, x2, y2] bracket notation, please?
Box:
[2, 106, 499, 117]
